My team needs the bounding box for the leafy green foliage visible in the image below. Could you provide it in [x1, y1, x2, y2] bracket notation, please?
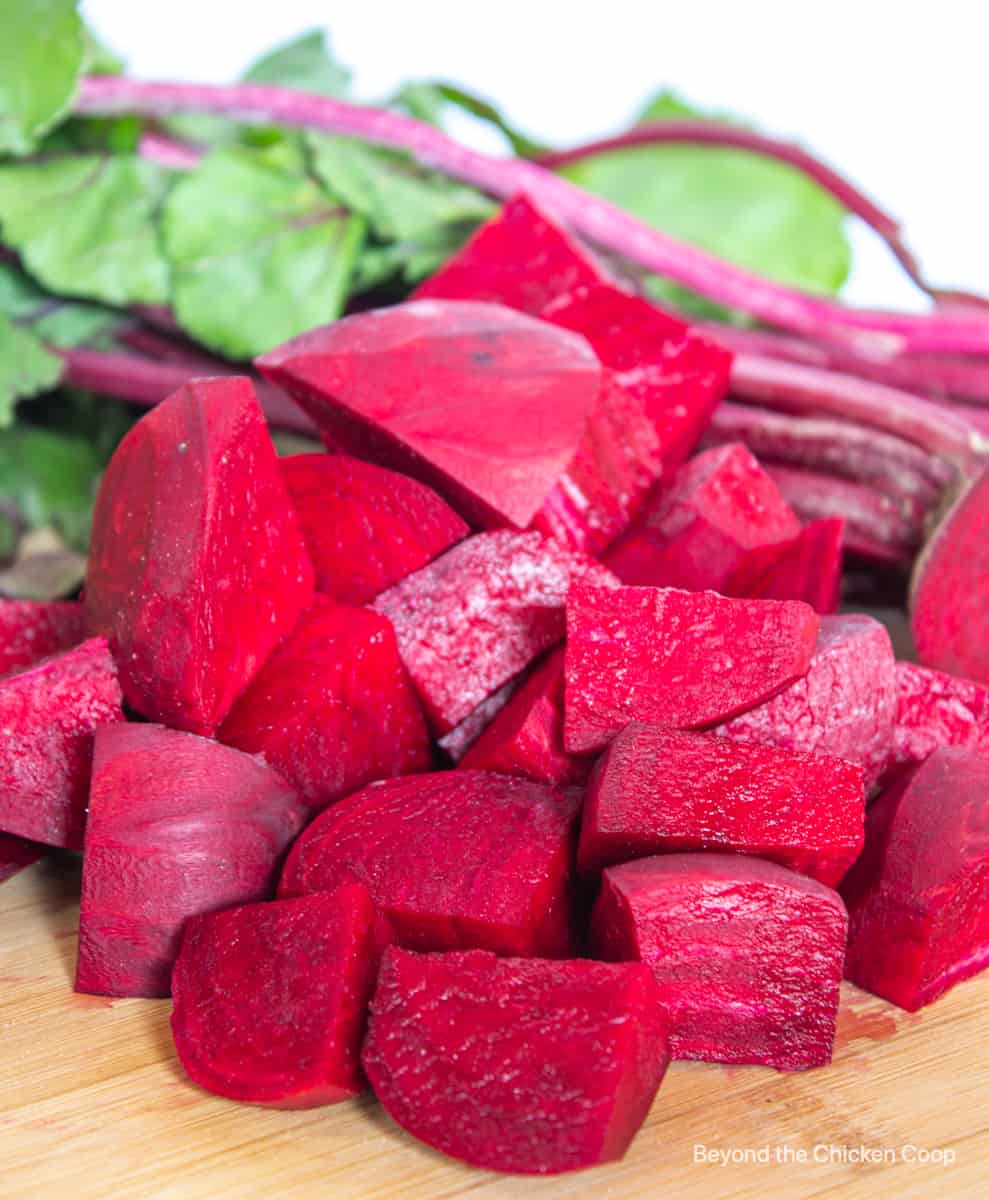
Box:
[394, 81, 548, 158]
[0, 261, 124, 348]
[0, 424, 102, 550]
[0, 312, 62, 427]
[243, 28, 351, 96]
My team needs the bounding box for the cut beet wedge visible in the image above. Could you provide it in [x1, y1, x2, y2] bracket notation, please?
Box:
[219, 599, 429, 814]
[374, 530, 616, 734]
[592, 854, 847, 1070]
[718, 614, 896, 792]
[437, 677, 520, 763]
[0, 834, 43, 886]
[258, 300, 603, 530]
[734, 517, 844, 614]
[280, 453, 469, 604]
[362, 947, 670, 1175]
[888, 661, 989, 778]
[278, 771, 581, 957]
[578, 724, 865, 884]
[842, 747, 989, 1011]
[0, 599, 86, 676]
[0, 639, 122, 850]
[564, 584, 819, 754]
[85, 377, 314, 735]
[76, 723, 306, 998]
[171, 886, 385, 1107]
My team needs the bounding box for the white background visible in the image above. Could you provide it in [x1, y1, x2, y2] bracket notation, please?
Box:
[83, 0, 988, 310]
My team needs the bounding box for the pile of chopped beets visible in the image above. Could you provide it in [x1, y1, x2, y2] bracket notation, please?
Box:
[3, 195, 989, 1178]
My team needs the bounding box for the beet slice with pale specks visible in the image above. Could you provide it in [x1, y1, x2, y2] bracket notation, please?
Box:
[362, 947, 670, 1175]
[0, 599, 86, 676]
[887, 661, 989, 778]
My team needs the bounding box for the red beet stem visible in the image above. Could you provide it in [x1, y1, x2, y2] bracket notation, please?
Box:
[138, 130, 204, 170]
[72, 75, 989, 356]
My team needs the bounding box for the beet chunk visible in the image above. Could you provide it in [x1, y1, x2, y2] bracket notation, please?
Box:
[579, 724, 864, 884]
[362, 947, 670, 1175]
[85, 377, 314, 735]
[0, 639, 122, 849]
[887, 661, 989, 777]
[280, 453, 468, 604]
[604, 443, 800, 591]
[437, 676, 520, 763]
[219, 599, 429, 813]
[592, 854, 847, 1070]
[374, 531, 616, 734]
[279, 772, 580, 957]
[76, 723, 306, 998]
[734, 517, 844, 614]
[0, 599, 86, 676]
[412, 194, 611, 315]
[171, 886, 384, 1107]
[718, 614, 896, 792]
[565, 584, 819, 754]
[257, 300, 603, 530]
[0, 834, 43, 886]
[842, 747, 989, 1010]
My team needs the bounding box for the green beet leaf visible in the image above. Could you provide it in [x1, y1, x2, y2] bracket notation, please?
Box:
[0, 424, 102, 552]
[0, 312, 63, 428]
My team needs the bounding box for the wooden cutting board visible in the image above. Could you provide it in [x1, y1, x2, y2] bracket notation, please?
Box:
[1, 857, 985, 1200]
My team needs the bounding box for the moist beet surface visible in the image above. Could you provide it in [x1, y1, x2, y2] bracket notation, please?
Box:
[0, 599, 87, 677]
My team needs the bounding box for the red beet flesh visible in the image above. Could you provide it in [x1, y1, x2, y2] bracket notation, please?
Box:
[171, 886, 383, 1107]
[76, 722, 306, 998]
[888, 661, 989, 777]
[278, 771, 580, 957]
[362, 947, 670, 1175]
[736, 517, 844, 613]
[592, 854, 847, 1070]
[85, 377, 314, 735]
[842, 747, 989, 1010]
[0, 599, 86, 676]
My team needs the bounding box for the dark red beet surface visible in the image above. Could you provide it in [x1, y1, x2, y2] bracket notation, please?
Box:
[85, 377, 314, 735]
[578, 724, 865, 884]
[76, 723, 306, 998]
[218, 599, 429, 813]
[887, 661, 989, 777]
[437, 676, 521, 763]
[362, 947, 670, 1175]
[0, 834, 43, 886]
[734, 517, 844, 614]
[278, 771, 581, 957]
[592, 854, 847, 1070]
[171, 886, 384, 1107]
[564, 584, 819, 754]
[0, 638, 122, 850]
[0, 599, 86, 676]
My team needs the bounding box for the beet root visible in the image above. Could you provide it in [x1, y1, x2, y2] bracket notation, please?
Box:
[733, 517, 844, 614]
[887, 661, 989, 778]
[278, 771, 581, 957]
[0, 599, 86, 676]
[592, 854, 847, 1070]
[361, 946, 670, 1175]
[76, 723, 306, 998]
[171, 886, 384, 1107]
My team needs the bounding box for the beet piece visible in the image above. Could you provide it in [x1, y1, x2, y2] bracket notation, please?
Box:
[280, 453, 469, 604]
[842, 747, 989, 1010]
[362, 947, 670, 1175]
[76, 723, 306, 998]
[171, 886, 383, 1107]
[219, 599, 429, 813]
[564, 583, 819, 754]
[578, 724, 864, 884]
[437, 676, 520, 763]
[85, 377, 314, 736]
[541, 284, 732, 470]
[412, 194, 612, 316]
[0, 599, 86, 676]
[460, 649, 591, 786]
[279, 771, 581, 957]
[0, 834, 43, 886]
[604, 443, 800, 591]
[374, 530, 617, 734]
[592, 854, 847, 1070]
[733, 517, 844, 614]
[0, 639, 123, 850]
[718, 614, 896, 792]
[888, 661, 989, 776]
[257, 300, 603, 530]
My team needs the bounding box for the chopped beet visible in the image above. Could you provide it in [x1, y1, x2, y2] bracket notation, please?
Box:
[258, 300, 603, 530]
[219, 599, 429, 813]
[412, 194, 612, 315]
[171, 886, 384, 1107]
[592, 854, 847, 1070]
[718, 614, 896, 792]
[0, 834, 43, 886]
[460, 649, 591, 786]
[842, 747, 989, 1010]
[604, 443, 800, 591]
[278, 771, 581, 957]
[362, 947, 670, 1175]
[0, 599, 86, 676]
[374, 530, 616, 733]
[578, 724, 864, 884]
[280, 453, 469, 604]
[541, 285, 732, 470]
[732, 517, 844, 613]
[564, 584, 819, 754]
[85, 377, 314, 735]
[76, 723, 306, 998]
[888, 661, 989, 777]
[0, 639, 122, 850]
[437, 676, 520, 763]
